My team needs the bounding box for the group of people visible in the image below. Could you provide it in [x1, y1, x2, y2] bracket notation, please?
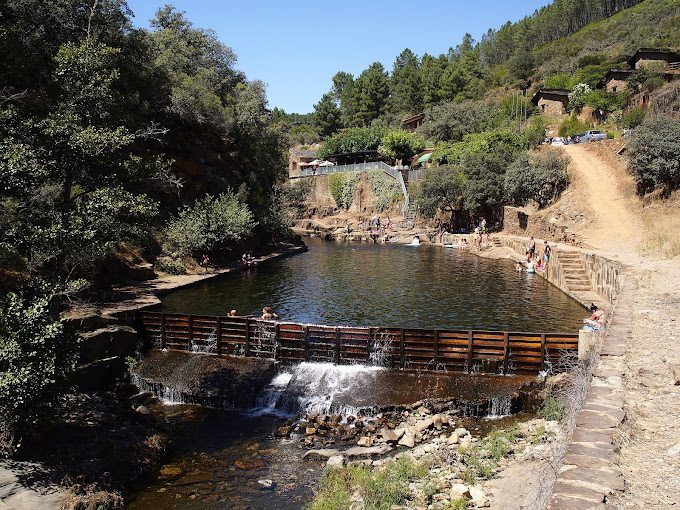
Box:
[226, 306, 279, 321]
[516, 237, 551, 273]
[241, 252, 257, 268]
[583, 303, 606, 331]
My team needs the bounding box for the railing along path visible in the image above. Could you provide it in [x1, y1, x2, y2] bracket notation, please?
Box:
[138, 312, 579, 375]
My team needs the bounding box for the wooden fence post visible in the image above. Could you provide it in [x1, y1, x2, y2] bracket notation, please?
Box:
[540, 333, 547, 370]
[188, 314, 193, 351]
[216, 316, 222, 355]
[244, 318, 251, 356]
[502, 332, 510, 374]
[160, 313, 166, 350]
[335, 327, 341, 364]
[400, 329, 406, 368]
[302, 325, 309, 361]
[467, 330, 474, 364]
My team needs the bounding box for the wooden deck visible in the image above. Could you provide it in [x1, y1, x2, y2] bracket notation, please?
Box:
[138, 312, 579, 375]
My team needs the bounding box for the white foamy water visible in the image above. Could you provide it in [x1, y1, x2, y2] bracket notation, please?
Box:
[251, 362, 385, 417]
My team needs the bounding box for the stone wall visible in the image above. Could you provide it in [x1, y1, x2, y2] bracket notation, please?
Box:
[538, 98, 567, 116]
[580, 252, 624, 304]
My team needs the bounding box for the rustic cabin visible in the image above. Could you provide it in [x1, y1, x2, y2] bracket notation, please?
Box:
[401, 113, 425, 131]
[531, 89, 570, 116]
[627, 48, 680, 71]
[597, 69, 634, 92]
[288, 146, 318, 177]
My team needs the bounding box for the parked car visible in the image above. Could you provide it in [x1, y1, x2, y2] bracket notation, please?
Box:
[551, 137, 567, 146]
[581, 130, 608, 143]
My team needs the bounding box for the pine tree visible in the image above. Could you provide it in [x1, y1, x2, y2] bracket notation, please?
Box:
[314, 92, 342, 138]
[390, 48, 423, 116]
[352, 62, 389, 127]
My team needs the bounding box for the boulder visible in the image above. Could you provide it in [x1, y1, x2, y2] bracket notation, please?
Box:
[381, 428, 405, 443]
[357, 436, 373, 447]
[257, 479, 276, 490]
[303, 449, 340, 461]
[344, 445, 392, 458]
[79, 325, 139, 364]
[135, 405, 151, 415]
[450, 483, 470, 499]
[326, 456, 345, 469]
[398, 434, 415, 448]
[454, 427, 468, 436]
[306, 427, 318, 435]
[469, 486, 488, 507]
[414, 417, 434, 432]
[447, 432, 460, 445]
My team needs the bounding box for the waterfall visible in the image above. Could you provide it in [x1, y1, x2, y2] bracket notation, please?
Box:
[487, 395, 512, 418]
[251, 362, 386, 417]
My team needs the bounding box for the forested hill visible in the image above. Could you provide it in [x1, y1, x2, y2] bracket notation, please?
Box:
[296, 0, 677, 137]
[0, 1, 293, 290]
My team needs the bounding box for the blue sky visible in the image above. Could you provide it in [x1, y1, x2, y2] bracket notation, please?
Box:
[127, 1, 552, 113]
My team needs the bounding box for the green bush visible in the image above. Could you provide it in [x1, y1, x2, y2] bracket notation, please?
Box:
[307, 456, 428, 510]
[166, 192, 256, 257]
[378, 130, 425, 162]
[504, 151, 570, 207]
[328, 172, 360, 210]
[558, 114, 590, 137]
[628, 115, 680, 194]
[284, 178, 313, 205]
[317, 127, 387, 159]
[538, 395, 566, 421]
[0, 290, 79, 453]
[368, 170, 402, 212]
[622, 108, 646, 129]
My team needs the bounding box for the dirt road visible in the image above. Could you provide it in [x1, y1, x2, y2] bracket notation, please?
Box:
[562, 144, 642, 256]
[560, 143, 680, 509]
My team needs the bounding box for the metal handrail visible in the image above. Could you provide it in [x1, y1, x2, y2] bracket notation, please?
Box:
[299, 161, 410, 212]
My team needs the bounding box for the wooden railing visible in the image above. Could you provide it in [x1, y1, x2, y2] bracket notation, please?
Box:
[137, 312, 579, 375]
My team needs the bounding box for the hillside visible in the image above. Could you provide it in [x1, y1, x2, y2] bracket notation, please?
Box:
[533, 0, 680, 77]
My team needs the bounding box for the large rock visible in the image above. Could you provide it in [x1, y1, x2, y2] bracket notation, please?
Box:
[303, 449, 340, 461]
[344, 445, 392, 458]
[398, 434, 415, 448]
[326, 456, 345, 469]
[79, 325, 139, 364]
[381, 428, 405, 443]
[74, 356, 127, 391]
[131, 350, 277, 409]
[450, 483, 471, 499]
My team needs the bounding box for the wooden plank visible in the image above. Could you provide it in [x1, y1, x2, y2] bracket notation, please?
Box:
[503, 332, 509, 374]
[467, 330, 473, 363]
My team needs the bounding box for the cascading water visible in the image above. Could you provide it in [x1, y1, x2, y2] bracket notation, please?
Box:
[251, 362, 386, 417]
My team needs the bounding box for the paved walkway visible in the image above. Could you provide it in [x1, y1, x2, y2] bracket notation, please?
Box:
[0, 461, 63, 510]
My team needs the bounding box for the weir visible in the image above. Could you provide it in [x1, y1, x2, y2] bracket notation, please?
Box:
[137, 312, 579, 376]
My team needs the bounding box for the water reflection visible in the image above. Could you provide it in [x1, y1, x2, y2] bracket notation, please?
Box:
[159, 238, 585, 332]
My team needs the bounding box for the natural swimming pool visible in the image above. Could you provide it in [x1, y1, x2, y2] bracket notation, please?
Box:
[158, 237, 586, 333]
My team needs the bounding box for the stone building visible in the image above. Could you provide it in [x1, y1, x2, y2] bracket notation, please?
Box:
[597, 69, 633, 92]
[288, 145, 318, 178]
[627, 48, 680, 70]
[402, 113, 425, 131]
[531, 89, 570, 116]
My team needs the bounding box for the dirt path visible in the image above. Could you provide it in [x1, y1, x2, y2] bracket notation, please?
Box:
[561, 144, 643, 256]
[557, 144, 680, 508]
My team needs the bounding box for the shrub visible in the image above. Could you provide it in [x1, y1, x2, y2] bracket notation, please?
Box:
[378, 130, 425, 162]
[417, 166, 466, 218]
[317, 126, 387, 160]
[538, 395, 566, 421]
[368, 170, 402, 212]
[166, 192, 256, 257]
[0, 290, 79, 453]
[544, 73, 571, 90]
[558, 114, 590, 137]
[568, 83, 592, 111]
[328, 172, 360, 210]
[622, 108, 646, 129]
[284, 178, 313, 205]
[628, 115, 680, 195]
[504, 151, 570, 207]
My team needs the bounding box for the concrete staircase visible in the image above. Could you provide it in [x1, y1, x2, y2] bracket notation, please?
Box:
[402, 203, 418, 227]
[557, 250, 607, 309]
[492, 237, 502, 248]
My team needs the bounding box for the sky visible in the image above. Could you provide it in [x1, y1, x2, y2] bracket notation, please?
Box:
[127, 0, 553, 114]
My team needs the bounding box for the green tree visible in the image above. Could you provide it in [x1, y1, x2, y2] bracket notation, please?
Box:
[352, 63, 389, 126]
[628, 115, 680, 195]
[420, 100, 498, 142]
[378, 130, 425, 163]
[390, 49, 422, 116]
[0, 289, 79, 453]
[418, 166, 467, 218]
[504, 151, 569, 207]
[420, 54, 447, 109]
[332, 71, 356, 127]
[314, 92, 343, 138]
[166, 192, 256, 257]
[317, 127, 387, 159]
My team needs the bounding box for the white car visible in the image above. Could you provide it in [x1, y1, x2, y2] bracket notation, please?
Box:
[551, 137, 567, 146]
[582, 130, 608, 142]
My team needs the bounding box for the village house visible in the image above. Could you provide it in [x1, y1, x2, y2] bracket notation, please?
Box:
[531, 89, 570, 116]
[402, 113, 425, 131]
[627, 48, 680, 71]
[597, 69, 634, 92]
[288, 145, 319, 178]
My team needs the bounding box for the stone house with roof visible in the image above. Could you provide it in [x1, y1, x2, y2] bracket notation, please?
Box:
[531, 89, 570, 116]
[288, 145, 319, 177]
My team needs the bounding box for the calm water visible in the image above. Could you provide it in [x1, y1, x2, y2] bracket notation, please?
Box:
[159, 238, 585, 332]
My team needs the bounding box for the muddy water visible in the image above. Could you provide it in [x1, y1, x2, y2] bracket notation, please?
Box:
[158, 237, 586, 332]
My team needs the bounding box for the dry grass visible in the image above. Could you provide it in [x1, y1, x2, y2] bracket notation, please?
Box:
[639, 206, 680, 259]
